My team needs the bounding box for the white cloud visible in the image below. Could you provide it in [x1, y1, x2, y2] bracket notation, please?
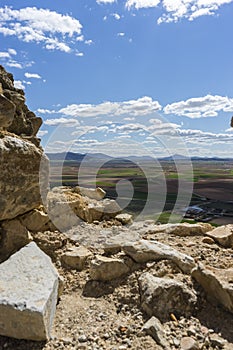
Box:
[37, 130, 48, 137]
[126, 0, 233, 23]
[44, 118, 80, 127]
[164, 94, 233, 118]
[0, 51, 10, 58]
[58, 96, 161, 118]
[0, 7, 82, 53]
[112, 13, 121, 20]
[76, 35, 84, 42]
[117, 32, 125, 36]
[6, 61, 23, 69]
[97, 0, 116, 4]
[14, 80, 25, 89]
[37, 108, 56, 114]
[126, 0, 160, 9]
[25, 72, 42, 79]
[85, 39, 93, 45]
[8, 48, 17, 55]
[76, 52, 84, 57]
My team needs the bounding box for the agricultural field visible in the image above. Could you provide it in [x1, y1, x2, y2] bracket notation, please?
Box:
[48, 155, 233, 225]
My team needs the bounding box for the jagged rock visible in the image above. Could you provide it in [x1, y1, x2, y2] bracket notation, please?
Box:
[139, 273, 197, 321]
[61, 246, 92, 270]
[89, 255, 130, 281]
[0, 65, 15, 90]
[180, 337, 200, 350]
[0, 218, 32, 262]
[192, 263, 233, 314]
[46, 187, 121, 229]
[104, 231, 140, 254]
[19, 208, 50, 232]
[0, 135, 49, 221]
[0, 242, 60, 341]
[0, 93, 15, 128]
[115, 213, 133, 225]
[142, 316, 170, 349]
[74, 186, 106, 200]
[123, 240, 195, 274]
[205, 225, 233, 248]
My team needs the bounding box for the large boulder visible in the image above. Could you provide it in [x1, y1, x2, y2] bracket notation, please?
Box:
[0, 135, 49, 221]
[139, 272, 197, 321]
[0, 242, 60, 341]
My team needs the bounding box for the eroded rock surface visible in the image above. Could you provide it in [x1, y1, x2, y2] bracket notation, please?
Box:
[139, 272, 197, 321]
[123, 239, 196, 273]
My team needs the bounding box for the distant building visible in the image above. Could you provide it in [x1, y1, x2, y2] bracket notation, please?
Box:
[184, 206, 205, 219]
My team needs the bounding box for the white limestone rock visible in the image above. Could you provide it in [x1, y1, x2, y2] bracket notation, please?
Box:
[192, 263, 233, 314]
[0, 242, 60, 341]
[61, 246, 92, 270]
[205, 224, 233, 248]
[123, 239, 196, 274]
[90, 255, 130, 281]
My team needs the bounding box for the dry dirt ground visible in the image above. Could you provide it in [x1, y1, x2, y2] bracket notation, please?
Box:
[0, 220, 233, 350]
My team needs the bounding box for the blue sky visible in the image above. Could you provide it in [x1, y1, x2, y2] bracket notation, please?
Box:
[1, 0, 233, 158]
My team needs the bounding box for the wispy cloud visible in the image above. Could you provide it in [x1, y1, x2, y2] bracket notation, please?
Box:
[164, 94, 233, 118]
[97, 0, 116, 4]
[0, 7, 82, 53]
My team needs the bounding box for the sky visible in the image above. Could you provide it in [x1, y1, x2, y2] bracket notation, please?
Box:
[1, 0, 233, 158]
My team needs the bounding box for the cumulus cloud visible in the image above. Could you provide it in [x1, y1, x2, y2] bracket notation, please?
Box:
[0, 48, 23, 69]
[44, 118, 80, 127]
[0, 7, 82, 52]
[126, 0, 233, 23]
[14, 80, 25, 89]
[25, 72, 42, 79]
[126, 0, 160, 9]
[164, 94, 233, 118]
[59, 97, 161, 118]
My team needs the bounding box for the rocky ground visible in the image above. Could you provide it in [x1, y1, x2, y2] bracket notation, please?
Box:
[0, 219, 233, 350]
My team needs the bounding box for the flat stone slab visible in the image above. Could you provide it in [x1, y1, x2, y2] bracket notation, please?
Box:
[123, 239, 196, 274]
[0, 242, 60, 341]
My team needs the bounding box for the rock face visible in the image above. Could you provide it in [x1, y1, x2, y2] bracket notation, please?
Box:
[139, 272, 197, 321]
[0, 242, 60, 341]
[0, 135, 49, 221]
[123, 240, 196, 274]
[0, 65, 49, 222]
[192, 263, 233, 314]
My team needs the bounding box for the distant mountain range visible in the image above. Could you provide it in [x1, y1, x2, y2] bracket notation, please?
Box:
[46, 152, 233, 162]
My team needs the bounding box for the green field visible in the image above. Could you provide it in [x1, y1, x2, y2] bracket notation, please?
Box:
[48, 158, 233, 224]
